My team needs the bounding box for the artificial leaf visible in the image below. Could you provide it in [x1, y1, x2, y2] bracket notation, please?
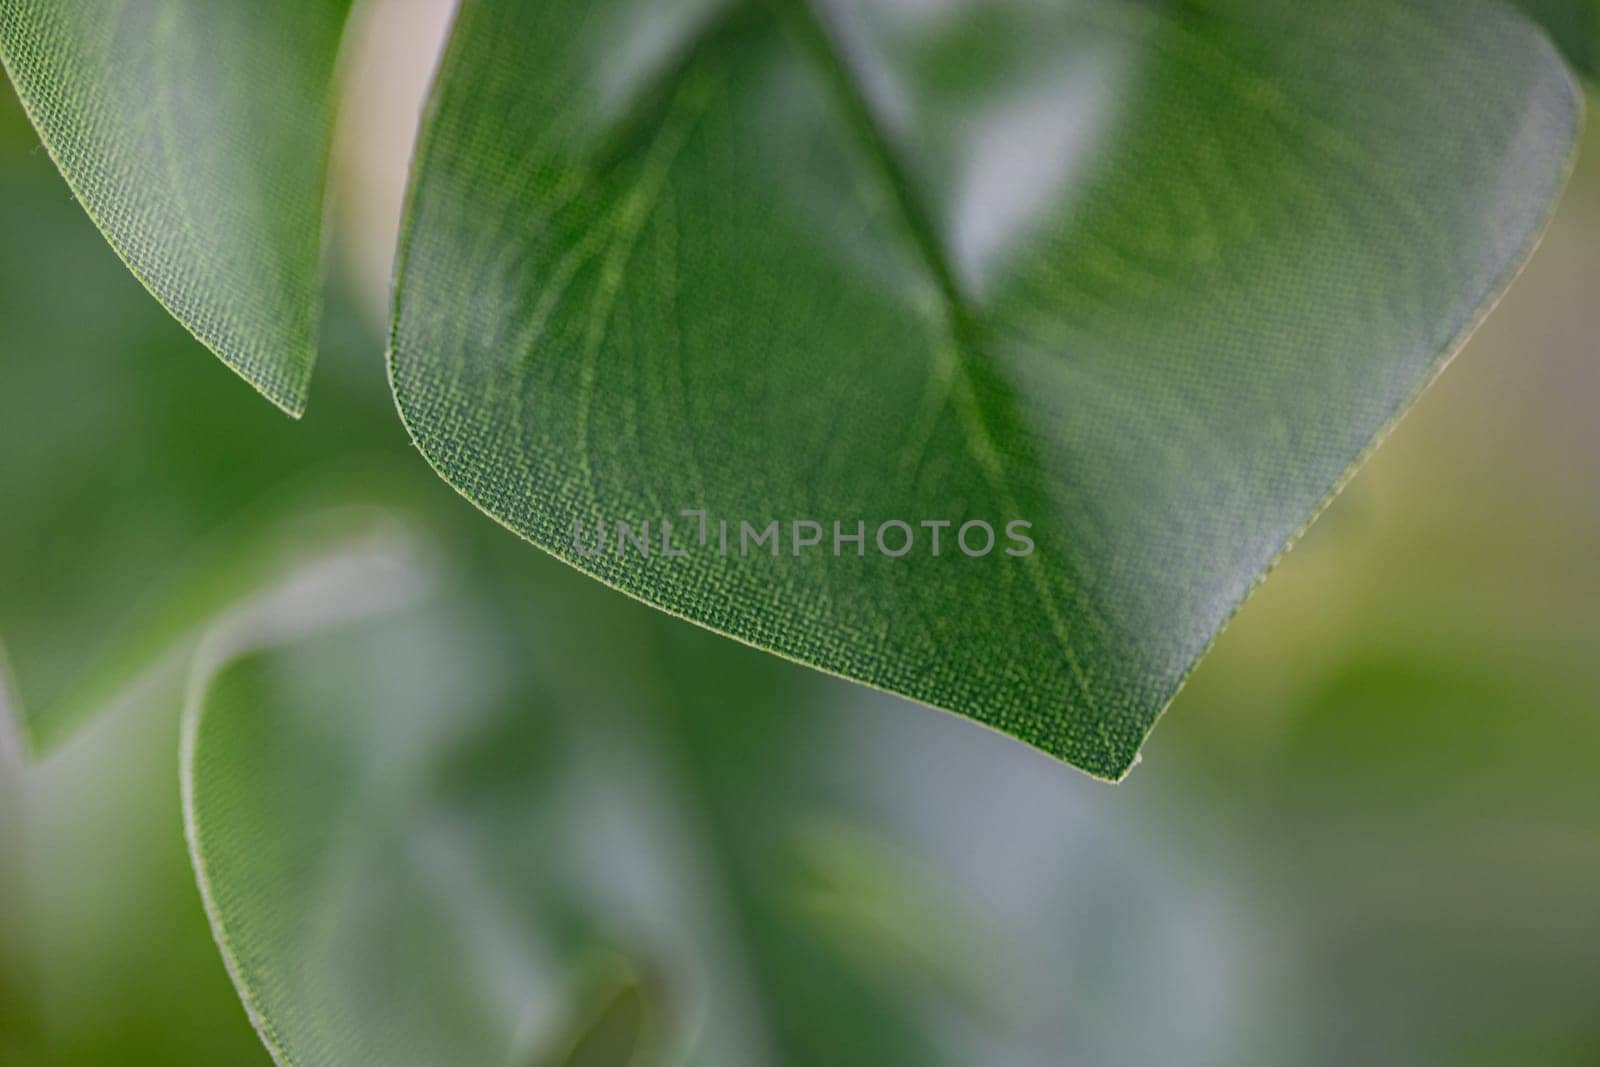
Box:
[180, 569, 941, 1066]
[0, 0, 355, 413]
[0, 80, 428, 755]
[390, 0, 1580, 777]
[12, 494, 430, 756]
[182, 534, 1285, 1064]
[0, 672, 272, 1067]
[0, 508, 430, 1065]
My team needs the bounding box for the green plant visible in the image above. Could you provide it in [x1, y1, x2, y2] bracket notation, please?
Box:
[1, 2, 1595, 1064]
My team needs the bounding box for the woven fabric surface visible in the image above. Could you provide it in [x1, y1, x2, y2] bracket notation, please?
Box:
[389, 0, 1580, 777]
[0, 0, 354, 414]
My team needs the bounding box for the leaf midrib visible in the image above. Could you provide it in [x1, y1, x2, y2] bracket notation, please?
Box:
[599, 0, 1110, 747]
[779, 0, 1108, 746]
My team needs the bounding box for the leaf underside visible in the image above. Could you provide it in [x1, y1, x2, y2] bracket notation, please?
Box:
[391, 0, 1580, 777]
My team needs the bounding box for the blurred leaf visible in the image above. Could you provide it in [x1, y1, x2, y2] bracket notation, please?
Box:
[787, 819, 997, 1019]
[0, 467, 432, 1064]
[180, 557, 960, 1066]
[13, 493, 432, 756]
[785, 686, 1270, 1066]
[0, 0, 354, 413]
[1514, 0, 1600, 77]
[1230, 645, 1600, 1063]
[2, 671, 273, 1067]
[0, 677, 31, 1063]
[544, 960, 659, 1067]
[390, 0, 1579, 778]
[0, 81, 426, 755]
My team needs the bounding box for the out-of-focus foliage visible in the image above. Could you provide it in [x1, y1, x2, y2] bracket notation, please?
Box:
[180, 576, 944, 1066]
[0, 87, 420, 754]
[0, 79, 406, 1064]
[1516, 0, 1600, 77]
[1, 675, 273, 1066]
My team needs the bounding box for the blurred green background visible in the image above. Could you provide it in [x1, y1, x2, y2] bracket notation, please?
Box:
[2, 13, 1598, 1066]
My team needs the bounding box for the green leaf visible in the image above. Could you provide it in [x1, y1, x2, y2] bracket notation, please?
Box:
[9, 493, 431, 756]
[2, 671, 273, 1066]
[180, 545, 1288, 1064]
[787, 818, 998, 1018]
[181, 576, 943, 1066]
[0, 82, 426, 756]
[389, 0, 1580, 777]
[1514, 0, 1600, 77]
[543, 961, 659, 1067]
[0, 0, 354, 414]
